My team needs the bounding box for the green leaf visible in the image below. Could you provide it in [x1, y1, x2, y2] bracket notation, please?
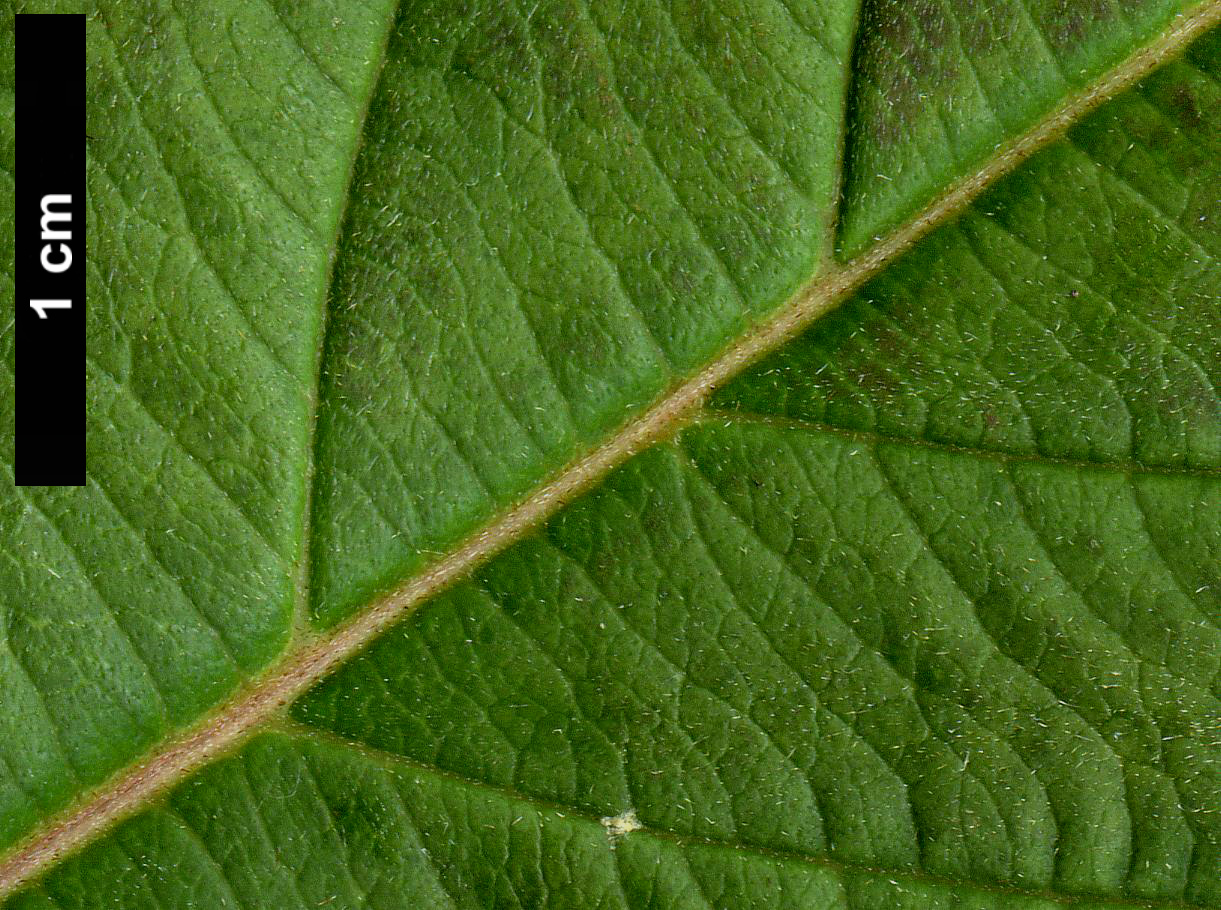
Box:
[1, 2, 1218, 908]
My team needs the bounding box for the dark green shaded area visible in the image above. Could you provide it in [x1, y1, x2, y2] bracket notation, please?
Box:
[837, 0, 1200, 255]
[721, 36, 1221, 473]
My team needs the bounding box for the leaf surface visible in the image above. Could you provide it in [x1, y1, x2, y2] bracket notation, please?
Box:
[0, 2, 1218, 908]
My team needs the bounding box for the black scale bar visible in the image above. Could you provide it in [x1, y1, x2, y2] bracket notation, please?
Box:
[15, 13, 84, 486]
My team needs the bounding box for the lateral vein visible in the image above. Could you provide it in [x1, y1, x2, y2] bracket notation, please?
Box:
[292, 725, 1210, 910]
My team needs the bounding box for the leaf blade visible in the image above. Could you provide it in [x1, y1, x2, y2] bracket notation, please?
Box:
[2, 3, 1221, 903]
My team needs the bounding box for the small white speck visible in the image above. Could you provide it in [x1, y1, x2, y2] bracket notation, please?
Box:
[600, 809, 642, 843]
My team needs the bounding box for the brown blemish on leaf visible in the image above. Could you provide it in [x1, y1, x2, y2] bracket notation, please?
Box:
[858, 1, 962, 148]
[1167, 85, 1202, 127]
[1042, 0, 1119, 53]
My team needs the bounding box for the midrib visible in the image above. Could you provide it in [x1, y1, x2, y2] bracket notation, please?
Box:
[3, 4, 1218, 898]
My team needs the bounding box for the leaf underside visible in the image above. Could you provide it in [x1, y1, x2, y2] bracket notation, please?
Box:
[0, 1, 1217, 908]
